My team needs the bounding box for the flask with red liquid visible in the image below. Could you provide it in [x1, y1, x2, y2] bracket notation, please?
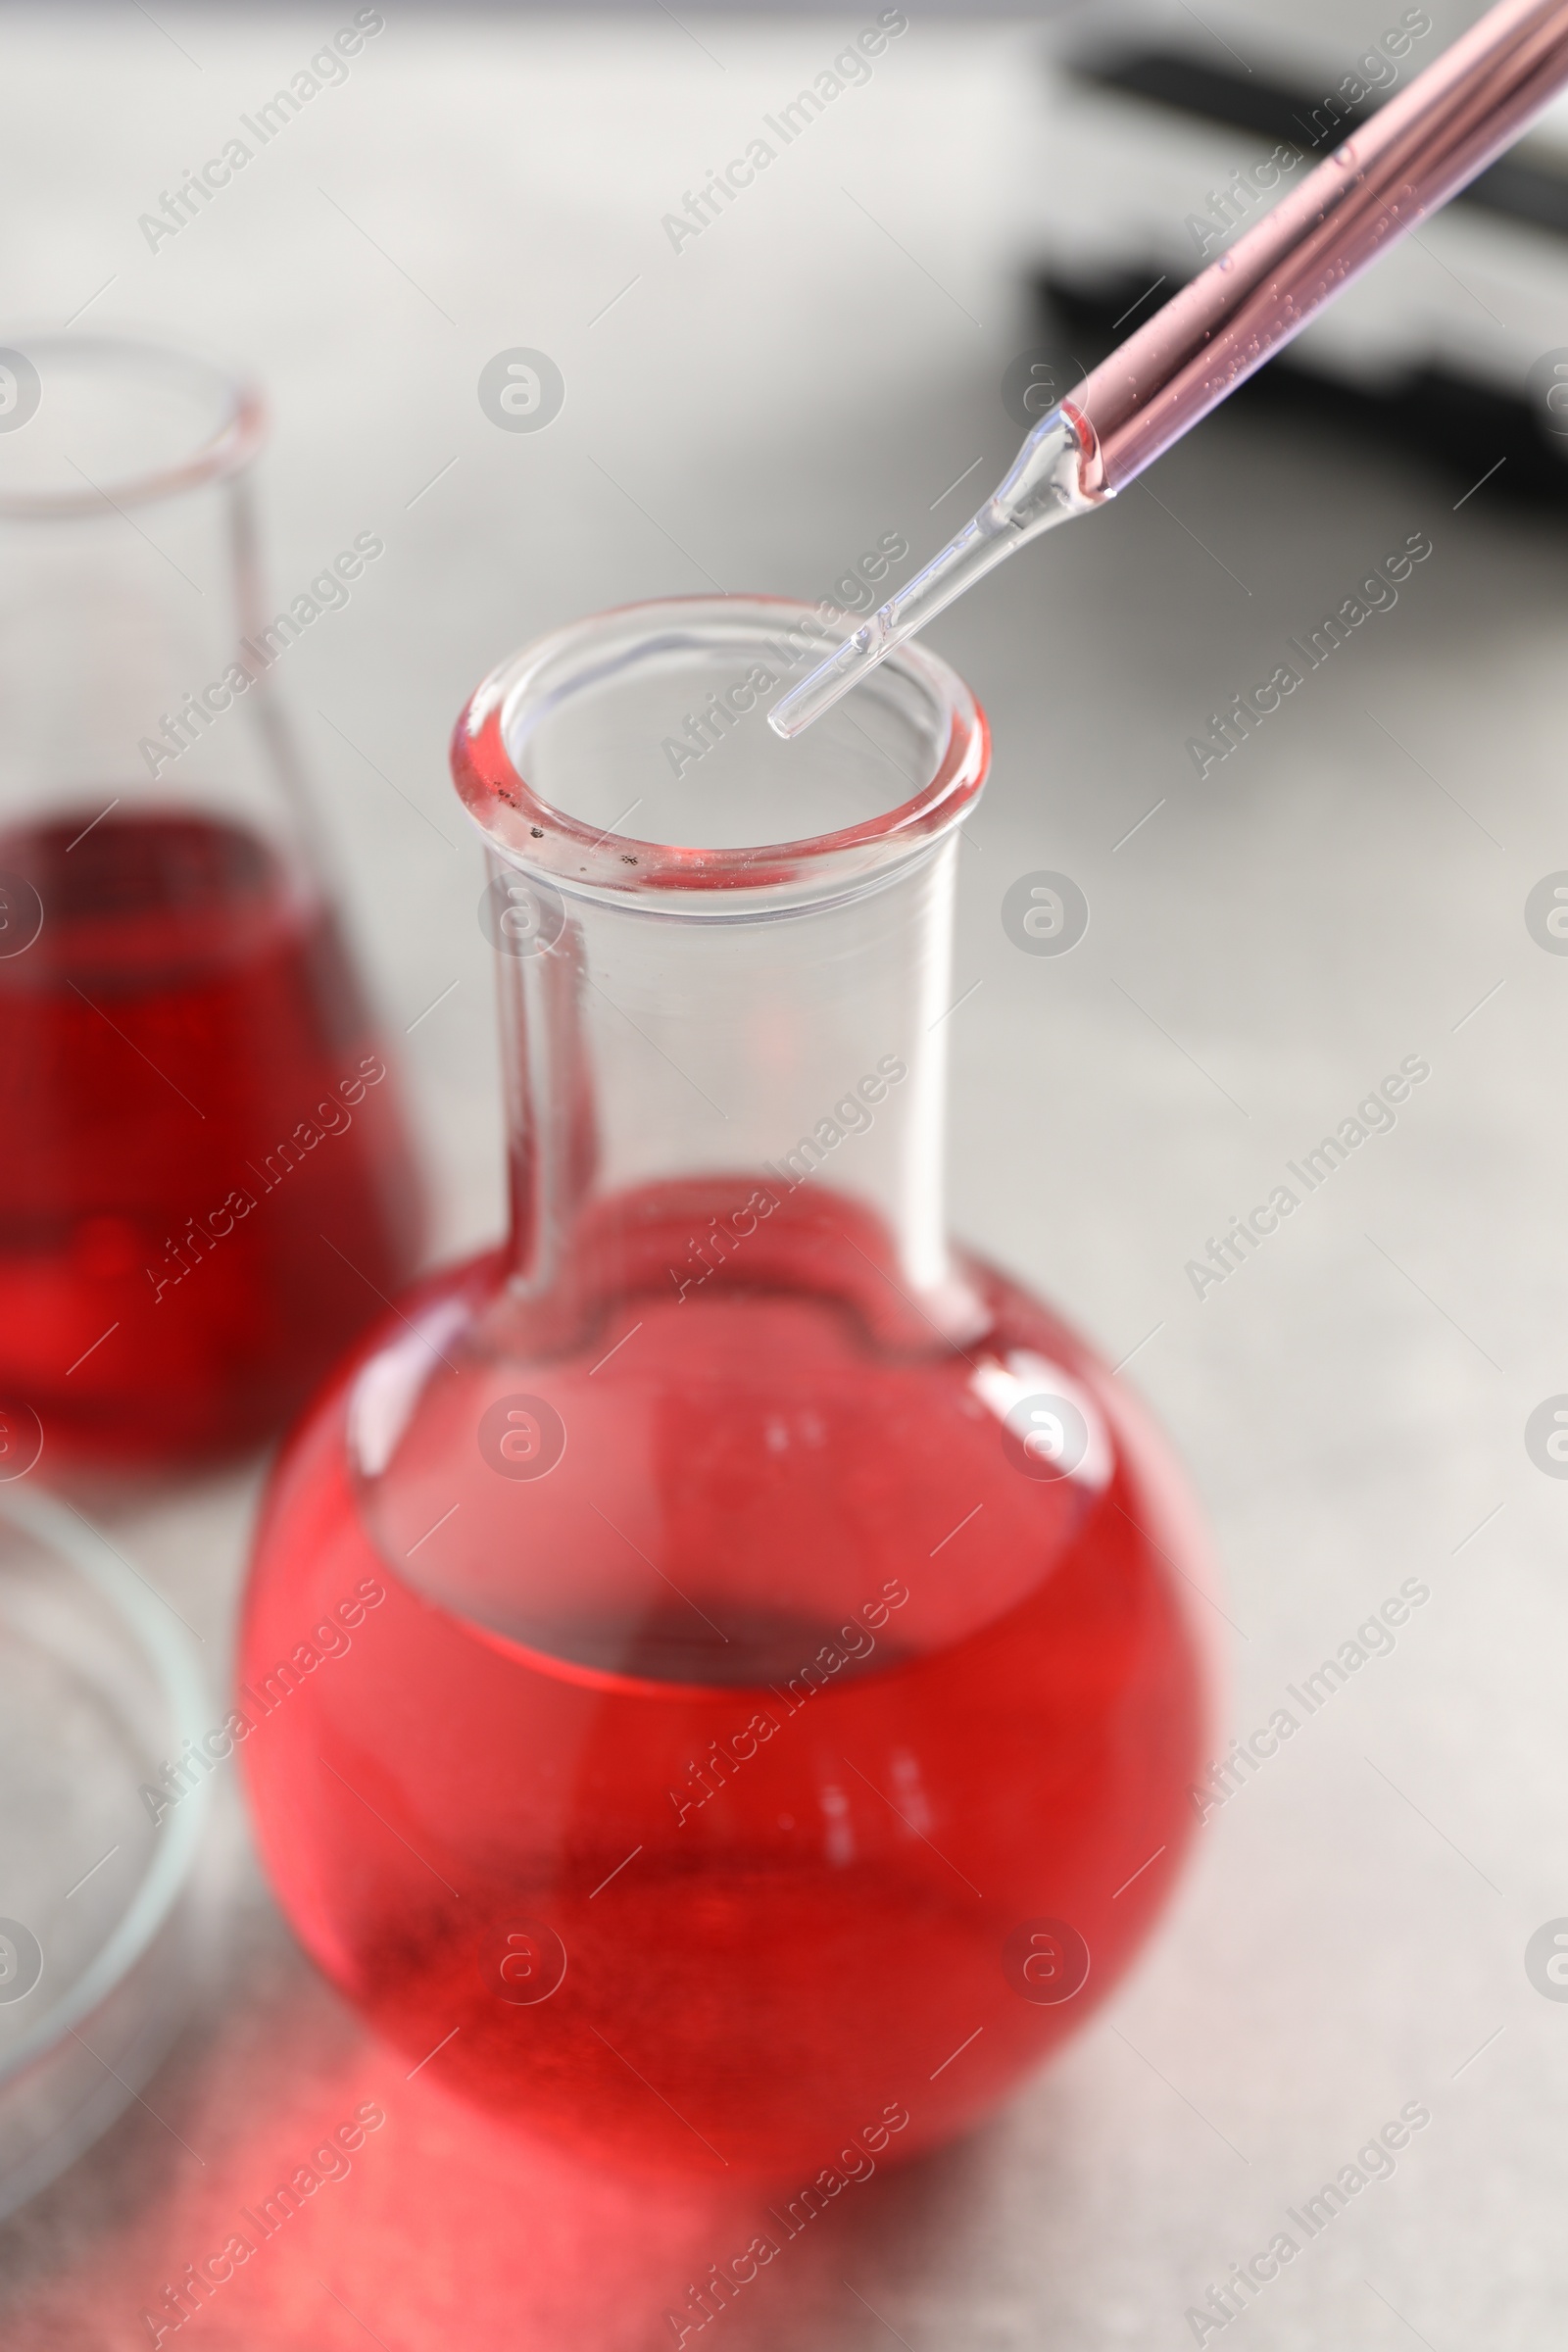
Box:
[0, 336, 424, 1469]
[238, 598, 1215, 2179]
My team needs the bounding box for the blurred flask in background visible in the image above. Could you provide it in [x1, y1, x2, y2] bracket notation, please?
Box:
[0, 334, 425, 1471]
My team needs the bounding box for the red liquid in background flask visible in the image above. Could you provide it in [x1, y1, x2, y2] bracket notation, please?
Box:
[0, 808, 423, 1465]
[238, 1189, 1207, 2180]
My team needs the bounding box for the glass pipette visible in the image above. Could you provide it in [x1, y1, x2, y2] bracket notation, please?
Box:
[770, 0, 1568, 740]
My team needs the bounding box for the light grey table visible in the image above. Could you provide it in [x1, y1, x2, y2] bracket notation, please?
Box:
[3, 8, 1566, 2346]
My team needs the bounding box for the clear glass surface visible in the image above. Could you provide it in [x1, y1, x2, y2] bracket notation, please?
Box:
[0, 1486, 211, 2220]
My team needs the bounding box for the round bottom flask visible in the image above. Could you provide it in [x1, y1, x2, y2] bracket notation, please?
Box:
[238, 600, 1212, 2179]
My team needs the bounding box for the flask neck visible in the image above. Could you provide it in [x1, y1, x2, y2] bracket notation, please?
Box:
[453, 593, 992, 1352]
[496, 838, 981, 1347]
[0, 474, 243, 793]
[0, 337, 320, 871]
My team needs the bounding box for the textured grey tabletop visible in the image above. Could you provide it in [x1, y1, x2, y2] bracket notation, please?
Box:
[3, 6, 1566, 2346]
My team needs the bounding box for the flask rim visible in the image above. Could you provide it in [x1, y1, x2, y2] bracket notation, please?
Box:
[450, 593, 991, 918]
[0, 331, 266, 519]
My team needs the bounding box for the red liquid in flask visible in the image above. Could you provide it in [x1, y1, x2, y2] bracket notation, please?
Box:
[239, 1188, 1210, 2180]
[0, 808, 423, 1465]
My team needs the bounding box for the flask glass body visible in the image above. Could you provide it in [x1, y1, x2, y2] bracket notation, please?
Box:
[238, 597, 1213, 2178]
[0, 336, 424, 1466]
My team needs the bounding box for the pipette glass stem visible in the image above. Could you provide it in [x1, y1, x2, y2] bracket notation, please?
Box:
[768, 408, 1097, 740]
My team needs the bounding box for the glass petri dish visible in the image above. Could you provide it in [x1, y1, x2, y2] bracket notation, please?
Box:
[0, 1485, 211, 2220]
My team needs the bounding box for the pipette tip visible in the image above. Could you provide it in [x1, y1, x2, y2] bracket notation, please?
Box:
[767, 407, 1098, 741]
[766, 619, 891, 741]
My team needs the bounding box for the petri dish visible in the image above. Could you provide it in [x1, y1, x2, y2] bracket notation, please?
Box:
[0, 1484, 212, 2221]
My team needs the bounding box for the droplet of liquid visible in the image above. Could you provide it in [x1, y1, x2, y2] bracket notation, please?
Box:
[1335, 143, 1355, 166]
[1217, 254, 1234, 272]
